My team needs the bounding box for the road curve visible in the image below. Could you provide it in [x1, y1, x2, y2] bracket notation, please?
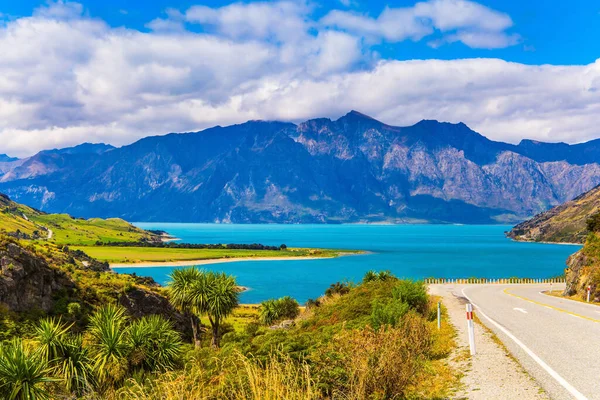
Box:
[433, 283, 600, 400]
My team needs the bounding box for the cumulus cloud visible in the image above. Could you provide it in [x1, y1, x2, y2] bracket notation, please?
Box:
[0, 0, 599, 158]
[322, 0, 518, 49]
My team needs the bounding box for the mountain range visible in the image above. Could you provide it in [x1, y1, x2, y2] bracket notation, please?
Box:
[2, 111, 600, 224]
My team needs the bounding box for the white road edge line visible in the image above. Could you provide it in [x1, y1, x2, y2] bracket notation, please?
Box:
[461, 288, 588, 400]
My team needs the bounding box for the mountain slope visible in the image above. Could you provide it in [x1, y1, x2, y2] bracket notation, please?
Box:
[2, 111, 600, 224]
[0, 193, 157, 245]
[507, 185, 600, 243]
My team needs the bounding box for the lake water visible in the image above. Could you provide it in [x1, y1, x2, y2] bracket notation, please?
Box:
[115, 224, 581, 304]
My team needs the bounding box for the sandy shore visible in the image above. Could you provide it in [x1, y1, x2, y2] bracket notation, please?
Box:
[110, 255, 334, 269]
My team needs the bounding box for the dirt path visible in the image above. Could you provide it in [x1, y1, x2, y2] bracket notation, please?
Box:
[430, 285, 550, 400]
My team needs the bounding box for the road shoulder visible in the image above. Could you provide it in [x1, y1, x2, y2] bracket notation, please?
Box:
[430, 285, 549, 400]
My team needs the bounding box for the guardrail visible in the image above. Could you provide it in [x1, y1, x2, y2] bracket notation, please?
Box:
[424, 277, 566, 284]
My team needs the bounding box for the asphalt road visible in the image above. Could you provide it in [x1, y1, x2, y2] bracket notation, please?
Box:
[436, 283, 600, 400]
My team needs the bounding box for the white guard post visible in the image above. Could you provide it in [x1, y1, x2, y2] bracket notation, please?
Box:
[466, 303, 476, 355]
[587, 286, 591, 303]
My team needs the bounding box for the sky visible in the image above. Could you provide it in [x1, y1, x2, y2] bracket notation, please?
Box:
[1, 0, 600, 157]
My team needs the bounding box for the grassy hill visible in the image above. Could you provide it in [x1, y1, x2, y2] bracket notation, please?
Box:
[507, 185, 600, 243]
[0, 193, 157, 245]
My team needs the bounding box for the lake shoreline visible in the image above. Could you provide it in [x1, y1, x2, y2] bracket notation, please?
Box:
[110, 252, 365, 269]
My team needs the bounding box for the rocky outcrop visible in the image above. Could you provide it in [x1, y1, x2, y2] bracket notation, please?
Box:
[564, 249, 598, 301]
[119, 287, 192, 339]
[0, 240, 75, 312]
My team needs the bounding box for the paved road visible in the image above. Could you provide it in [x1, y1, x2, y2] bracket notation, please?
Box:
[433, 283, 600, 400]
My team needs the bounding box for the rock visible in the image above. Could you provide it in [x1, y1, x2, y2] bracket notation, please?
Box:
[118, 287, 192, 339]
[269, 319, 295, 330]
[0, 240, 75, 312]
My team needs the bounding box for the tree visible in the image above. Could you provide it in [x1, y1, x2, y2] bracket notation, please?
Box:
[205, 272, 239, 348]
[168, 267, 204, 347]
[167, 267, 239, 349]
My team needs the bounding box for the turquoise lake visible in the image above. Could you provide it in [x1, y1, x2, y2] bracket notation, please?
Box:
[115, 224, 581, 304]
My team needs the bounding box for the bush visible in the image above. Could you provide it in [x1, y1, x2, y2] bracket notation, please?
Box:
[325, 282, 350, 297]
[67, 302, 82, 317]
[587, 212, 600, 232]
[392, 280, 429, 315]
[371, 299, 410, 330]
[259, 296, 301, 325]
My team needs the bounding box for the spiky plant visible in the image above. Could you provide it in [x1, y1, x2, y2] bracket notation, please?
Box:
[53, 334, 94, 396]
[0, 338, 55, 400]
[33, 318, 72, 364]
[205, 272, 239, 348]
[128, 315, 182, 373]
[363, 270, 378, 283]
[87, 304, 130, 390]
[259, 299, 280, 326]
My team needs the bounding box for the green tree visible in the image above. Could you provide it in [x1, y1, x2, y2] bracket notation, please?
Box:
[205, 272, 239, 348]
[168, 267, 239, 349]
[168, 267, 204, 347]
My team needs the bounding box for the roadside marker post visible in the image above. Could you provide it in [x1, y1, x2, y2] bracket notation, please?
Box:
[437, 302, 441, 330]
[587, 286, 591, 303]
[466, 303, 476, 356]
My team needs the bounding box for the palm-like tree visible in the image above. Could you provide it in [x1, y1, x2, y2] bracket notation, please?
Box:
[87, 304, 129, 390]
[205, 272, 239, 348]
[168, 267, 204, 346]
[0, 338, 55, 400]
[167, 268, 239, 349]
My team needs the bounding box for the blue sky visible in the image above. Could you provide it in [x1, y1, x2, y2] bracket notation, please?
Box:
[1, 0, 600, 156]
[3, 0, 597, 65]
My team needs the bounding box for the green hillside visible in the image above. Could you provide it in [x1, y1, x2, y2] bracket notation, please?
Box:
[0, 193, 157, 245]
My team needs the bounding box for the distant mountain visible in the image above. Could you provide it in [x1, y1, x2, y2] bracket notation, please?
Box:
[0, 154, 18, 162]
[507, 185, 600, 243]
[40, 143, 115, 156]
[2, 111, 600, 224]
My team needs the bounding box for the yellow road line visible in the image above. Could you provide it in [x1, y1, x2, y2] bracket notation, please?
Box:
[503, 288, 600, 324]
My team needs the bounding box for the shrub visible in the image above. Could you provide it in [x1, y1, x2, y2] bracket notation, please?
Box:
[0, 339, 55, 399]
[325, 282, 350, 297]
[329, 312, 432, 399]
[259, 296, 300, 325]
[370, 299, 410, 330]
[67, 302, 82, 317]
[587, 212, 600, 232]
[392, 280, 429, 315]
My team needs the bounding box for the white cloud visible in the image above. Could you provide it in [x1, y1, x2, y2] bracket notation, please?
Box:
[33, 0, 84, 20]
[1, 0, 599, 158]
[322, 0, 518, 49]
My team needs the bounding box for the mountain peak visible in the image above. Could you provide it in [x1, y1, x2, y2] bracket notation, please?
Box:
[0, 154, 18, 162]
[339, 110, 378, 121]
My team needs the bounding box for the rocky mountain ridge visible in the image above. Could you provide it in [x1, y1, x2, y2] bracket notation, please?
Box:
[2, 111, 600, 223]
